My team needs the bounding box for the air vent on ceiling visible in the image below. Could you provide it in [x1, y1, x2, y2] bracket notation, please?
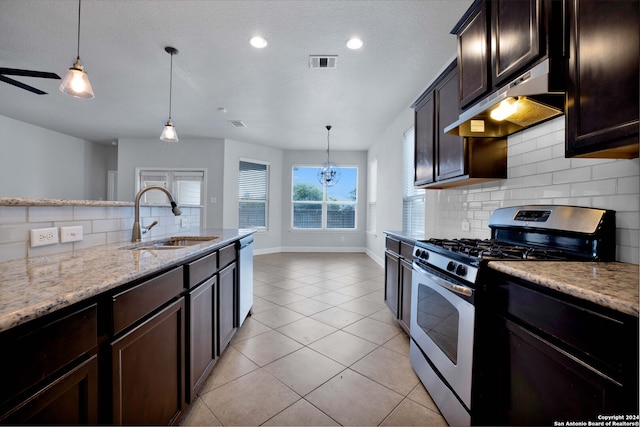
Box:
[227, 120, 246, 128]
[309, 55, 338, 69]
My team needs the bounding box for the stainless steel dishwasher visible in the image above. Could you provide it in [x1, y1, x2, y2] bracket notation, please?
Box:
[237, 235, 254, 326]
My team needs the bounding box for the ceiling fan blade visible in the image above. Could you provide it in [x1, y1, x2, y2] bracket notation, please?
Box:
[0, 67, 61, 80]
[0, 74, 48, 95]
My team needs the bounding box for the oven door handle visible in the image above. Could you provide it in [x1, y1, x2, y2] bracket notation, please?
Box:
[413, 263, 473, 297]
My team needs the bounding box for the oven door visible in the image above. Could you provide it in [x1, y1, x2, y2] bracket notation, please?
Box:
[410, 261, 475, 409]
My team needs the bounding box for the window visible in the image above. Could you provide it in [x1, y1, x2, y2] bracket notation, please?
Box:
[292, 166, 357, 230]
[403, 127, 425, 236]
[238, 160, 269, 229]
[367, 158, 377, 233]
[137, 169, 204, 206]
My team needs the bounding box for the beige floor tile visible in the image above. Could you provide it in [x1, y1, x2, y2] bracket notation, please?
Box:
[251, 305, 306, 328]
[263, 399, 339, 426]
[381, 397, 448, 426]
[180, 397, 221, 426]
[407, 382, 441, 413]
[199, 346, 259, 393]
[311, 291, 355, 305]
[343, 316, 403, 345]
[289, 284, 329, 297]
[360, 289, 386, 302]
[200, 369, 299, 426]
[305, 369, 404, 426]
[250, 296, 279, 314]
[336, 284, 378, 297]
[338, 296, 387, 316]
[230, 316, 272, 344]
[308, 330, 377, 366]
[277, 317, 337, 345]
[310, 306, 364, 329]
[351, 346, 420, 395]
[368, 306, 400, 325]
[270, 278, 307, 290]
[254, 284, 286, 297]
[284, 297, 333, 316]
[383, 332, 411, 356]
[232, 329, 303, 366]
[261, 290, 308, 305]
[313, 279, 351, 291]
[264, 347, 345, 396]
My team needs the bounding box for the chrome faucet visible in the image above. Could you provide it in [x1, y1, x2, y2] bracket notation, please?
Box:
[132, 185, 182, 242]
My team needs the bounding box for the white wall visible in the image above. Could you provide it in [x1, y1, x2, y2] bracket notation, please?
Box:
[116, 137, 225, 229]
[281, 150, 368, 252]
[222, 138, 284, 252]
[0, 115, 115, 200]
[365, 109, 414, 265]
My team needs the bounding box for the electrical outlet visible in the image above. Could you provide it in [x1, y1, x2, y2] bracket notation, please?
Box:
[60, 225, 83, 243]
[30, 227, 59, 247]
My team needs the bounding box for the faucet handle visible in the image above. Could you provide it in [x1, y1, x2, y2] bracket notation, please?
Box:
[142, 220, 158, 234]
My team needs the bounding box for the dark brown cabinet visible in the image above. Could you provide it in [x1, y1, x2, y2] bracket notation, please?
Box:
[110, 267, 186, 425]
[0, 304, 98, 424]
[490, 271, 639, 424]
[384, 235, 413, 334]
[456, 1, 490, 108]
[454, 0, 560, 109]
[565, 0, 639, 159]
[413, 61, 507, 189]
[187, 276, 217, 402]
[218, 261, 238, 354]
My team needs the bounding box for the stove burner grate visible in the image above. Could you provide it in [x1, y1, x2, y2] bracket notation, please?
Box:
[422, 238, 569, 261]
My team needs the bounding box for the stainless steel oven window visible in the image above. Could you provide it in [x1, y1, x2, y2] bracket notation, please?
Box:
[416, 286, 459, 363]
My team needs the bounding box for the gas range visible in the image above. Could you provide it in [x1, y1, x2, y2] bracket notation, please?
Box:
[412, 205, 616, 285]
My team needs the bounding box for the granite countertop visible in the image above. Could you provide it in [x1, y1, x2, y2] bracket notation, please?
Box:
[0, 229, 254, 333]
[488, 261, 639, 317]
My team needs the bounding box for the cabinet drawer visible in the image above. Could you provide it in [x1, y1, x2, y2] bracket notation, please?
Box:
[499, 280, 627, 373]
[112, 267, 183, 335]
[400, 242, 414, 260]
[218, 244, 236, 268]
[186, 251, 217, 289]
[1, 303, 97, 405]
[386, 237, 400, 255]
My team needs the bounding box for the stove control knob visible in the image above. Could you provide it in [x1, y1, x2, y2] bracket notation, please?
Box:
[422, 251, 429, 260]
[456, 265, 467, 277]
[447, 261, 456, 272]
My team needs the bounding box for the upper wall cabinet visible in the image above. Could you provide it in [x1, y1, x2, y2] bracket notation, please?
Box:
[412, 61, 507, 190]
[565, 0, 639, 159]
[453, 0, 563, 110]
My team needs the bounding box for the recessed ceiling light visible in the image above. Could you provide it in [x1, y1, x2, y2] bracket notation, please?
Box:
[346, 37, 363, 50]
[250, 36, 268, 48]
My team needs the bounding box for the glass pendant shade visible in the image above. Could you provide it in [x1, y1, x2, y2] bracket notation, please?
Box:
[59, 59, 94, 99]
[160, 120, 179, 142]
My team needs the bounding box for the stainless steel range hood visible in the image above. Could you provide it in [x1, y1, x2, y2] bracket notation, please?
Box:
[444, 59, 565, 137]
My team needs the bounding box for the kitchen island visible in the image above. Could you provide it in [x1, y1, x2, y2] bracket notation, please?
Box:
[0, 229, 253, 425]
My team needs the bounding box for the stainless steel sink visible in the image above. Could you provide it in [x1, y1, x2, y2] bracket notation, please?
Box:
[123, 236, 220, 250]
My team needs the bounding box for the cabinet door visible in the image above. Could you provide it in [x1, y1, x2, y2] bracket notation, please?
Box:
[399, 258, 413, 333]
[188, 276, 217, 402]
[414, 93, 435, 186]
[218, 262, 237, 355]
[458, 1, 489, 108]
[384, 250, 400, 318]
[111, 298, 186, 426]
[566, 0, 639, 158]
[491, 0, 541, 86]
[497, 318, 626, 425]
[0, 355, 98, 424]
[436, 66, 465, 181]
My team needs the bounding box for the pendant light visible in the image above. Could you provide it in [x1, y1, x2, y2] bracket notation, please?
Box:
[317, 125, 340, 187]
[59, 0, 94, 99]
[160, 46, 179, 142]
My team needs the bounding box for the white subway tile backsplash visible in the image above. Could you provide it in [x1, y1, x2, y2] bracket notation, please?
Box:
[426, 118, 639, 263]
[29, 206, 73, 222]
[0, 206, 27, 223]
[0, 242, 27, 263]
[92, 218, 122, 233]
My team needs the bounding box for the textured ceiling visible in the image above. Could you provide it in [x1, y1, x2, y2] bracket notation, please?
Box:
[0, 0, 471, 150]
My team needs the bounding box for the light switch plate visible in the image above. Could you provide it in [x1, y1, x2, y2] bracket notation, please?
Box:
[60, 225, 83, 243]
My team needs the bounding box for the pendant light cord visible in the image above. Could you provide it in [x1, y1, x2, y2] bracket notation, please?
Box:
[168, 51, 173, 120]
[76, 0, 82, 60]
[326, 125, 332, 164]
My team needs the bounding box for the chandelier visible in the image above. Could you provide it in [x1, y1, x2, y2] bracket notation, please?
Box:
[317, 125, 340, 187]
